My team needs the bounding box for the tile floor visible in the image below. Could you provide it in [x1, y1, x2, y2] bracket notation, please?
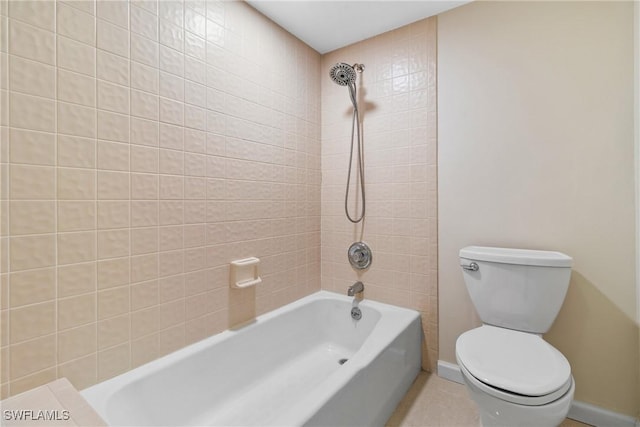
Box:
[387, 372, 591, 427]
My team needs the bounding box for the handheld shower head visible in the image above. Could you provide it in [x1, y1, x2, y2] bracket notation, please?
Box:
[329, 63, 357, 86]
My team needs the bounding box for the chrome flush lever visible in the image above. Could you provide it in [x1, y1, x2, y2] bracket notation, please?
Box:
[461, 262, 479, 272]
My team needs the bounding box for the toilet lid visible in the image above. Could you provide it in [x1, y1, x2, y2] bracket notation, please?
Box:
[456, 325, 571, 397]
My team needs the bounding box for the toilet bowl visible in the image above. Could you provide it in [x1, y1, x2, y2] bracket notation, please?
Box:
[456, 325, 574, 427]
[456, 246, 574, 427]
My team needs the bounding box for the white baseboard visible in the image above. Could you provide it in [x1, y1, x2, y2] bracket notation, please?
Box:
[436, 360, 638, 427]
[437, 359, 465, 384]
[568, 400, 638, 427]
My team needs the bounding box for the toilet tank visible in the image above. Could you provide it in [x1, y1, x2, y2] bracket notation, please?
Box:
[459, 246, 572, 334]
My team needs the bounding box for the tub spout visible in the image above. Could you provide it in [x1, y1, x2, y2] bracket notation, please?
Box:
[347, 281, 364, 296]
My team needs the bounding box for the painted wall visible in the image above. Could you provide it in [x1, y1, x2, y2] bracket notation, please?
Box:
[0, 0, 321, 397]
[438, 1, 639, 417]
[320, 18, 438, 371]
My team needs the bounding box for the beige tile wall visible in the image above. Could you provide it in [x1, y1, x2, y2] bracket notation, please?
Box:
[320, 19, 438, 371]
[0, 0, 321, 398]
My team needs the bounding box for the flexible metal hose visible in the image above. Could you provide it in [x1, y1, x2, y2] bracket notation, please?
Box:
[344, 82, 365, 223]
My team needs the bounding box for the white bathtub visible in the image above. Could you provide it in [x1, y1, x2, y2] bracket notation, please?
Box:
[82, 291, 422, 426]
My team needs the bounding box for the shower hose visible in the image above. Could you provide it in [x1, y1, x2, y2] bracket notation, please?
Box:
[345, 82, 365, 223]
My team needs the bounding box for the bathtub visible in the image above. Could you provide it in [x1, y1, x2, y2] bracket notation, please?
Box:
[81, 291, 422, 426]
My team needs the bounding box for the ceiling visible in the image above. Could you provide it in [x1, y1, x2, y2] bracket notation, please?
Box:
[245, 0, 471, 54]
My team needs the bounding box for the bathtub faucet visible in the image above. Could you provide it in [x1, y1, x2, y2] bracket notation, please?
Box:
[347, 281, 364, 296]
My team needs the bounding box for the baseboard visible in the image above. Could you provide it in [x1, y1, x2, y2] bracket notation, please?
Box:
[436, 360, 638, 427]
[437, 359, 465, 384]
[568, 400, 638, 427]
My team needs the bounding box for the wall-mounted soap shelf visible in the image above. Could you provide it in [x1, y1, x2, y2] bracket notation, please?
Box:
[230, 257, 261, 289]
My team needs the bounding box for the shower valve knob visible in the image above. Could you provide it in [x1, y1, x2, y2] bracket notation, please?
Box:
[348, 242, 372, 270]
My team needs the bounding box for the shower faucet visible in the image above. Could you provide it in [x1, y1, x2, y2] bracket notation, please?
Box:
[347, 281, 364, 296]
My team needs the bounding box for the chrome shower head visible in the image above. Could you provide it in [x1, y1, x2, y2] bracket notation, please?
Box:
[329, 63, 357, 86]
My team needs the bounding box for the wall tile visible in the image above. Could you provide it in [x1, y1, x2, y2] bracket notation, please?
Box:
[131, 61, 159, 94]
[159, 20, 183, 52]
[97, 110, 130, 142]
[58, 293, 96, 331]
[159, 149, 183, 175]
[97, 80, 130, 114]
[131, 4, 158, 40]
[184, 31, 205, 60]
[97, 50, 130, 86]
[57, 36, 95, 76]
[98, 314, 129, 349]
[97, 201, 130, 229]
[131, 201, 158, 227]
[57, 69, 96, 107]
[97, 0, 129, 29]
[9, 268, 55, 307]
[58, 135, 95, 169]
[159, 97, 183, 125]
[159, 123, 183, 149]
[8, 0, 55, 31]
[10, 165, 55, 199]
[133, 0, 157, 16]
[9, 56, 55, 99]
[57, 2, 95, 46]
[57, 167, 96, 200]
[98, 140, 130, 171]
[131, 173, 159, 199]
[9, 128, 55, 165]
[98, 170, 130, 200]
[98, 229, 130, 259]
[57, 323, 96, 363]
[58, 231, 96, 265]
[10, 334, 55, 378]
[159, 45, 183, 76]
[131, 253, 158, 283]
[97, 257, 130, 289]
[10, 201, 55, 235]
[98, 286, 130, 320]
[58, 263, 96, 298]
[185, 81, 206, 108]
[184, 7, 205, 38]
[97, 342, 129, 381]
[131, 33, 158, 67]
[58, 201, 96, 232]
[58, 0, 95, 15]
[131, 333, 158, 368]
[159, 71, 184, 101]
[10, 92, 55, 132]
[58, 102, 97, 138]
[159, 1, 183, 28]
[131, 118, 159, 147]
[9, 20, 54, 65]
[131, 145, 159, 172]
[131, 89, 159, 120]
[97, 19, 129, 58]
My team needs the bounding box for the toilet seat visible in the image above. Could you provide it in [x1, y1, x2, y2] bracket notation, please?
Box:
[456, 325, 572, 405]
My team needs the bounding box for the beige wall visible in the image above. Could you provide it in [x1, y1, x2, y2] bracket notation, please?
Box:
[438, 1, 639, 417]
[0, 0, 321, 398]
[320, 18, 438, 371]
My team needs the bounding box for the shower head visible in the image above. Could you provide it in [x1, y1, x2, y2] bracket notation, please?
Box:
[329, 63, 357, 86]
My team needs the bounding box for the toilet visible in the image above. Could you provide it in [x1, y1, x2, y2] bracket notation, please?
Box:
[455, 246, 575, 427]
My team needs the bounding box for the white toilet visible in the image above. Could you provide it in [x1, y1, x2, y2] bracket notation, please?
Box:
[455, 246, 575, 427]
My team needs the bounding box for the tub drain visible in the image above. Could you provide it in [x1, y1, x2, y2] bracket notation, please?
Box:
[338, 358, 348, 365]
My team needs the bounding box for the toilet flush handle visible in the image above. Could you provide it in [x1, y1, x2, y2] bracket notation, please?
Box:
[461, 262, 479, 272]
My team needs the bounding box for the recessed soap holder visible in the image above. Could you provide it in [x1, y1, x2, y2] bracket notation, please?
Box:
[230, 257, 262, 289]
